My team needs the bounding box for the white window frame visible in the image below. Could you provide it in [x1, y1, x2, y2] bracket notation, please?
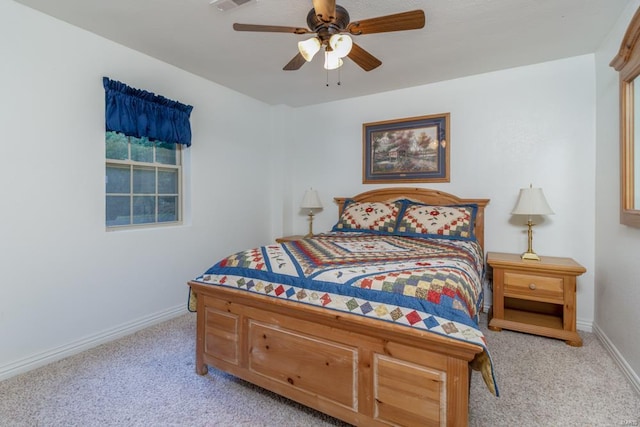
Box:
[105, 132, 182, 229]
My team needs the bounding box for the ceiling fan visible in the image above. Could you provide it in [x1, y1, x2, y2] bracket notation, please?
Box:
[232, 0, 425, 72]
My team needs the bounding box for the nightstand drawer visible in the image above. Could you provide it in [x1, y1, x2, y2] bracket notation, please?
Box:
[503, 271, 563, 303]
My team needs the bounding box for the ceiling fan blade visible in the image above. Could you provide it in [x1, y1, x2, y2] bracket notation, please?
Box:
[347, 10, 425, 35]
[283, 52, 307, 71]
[233, 23, 310, 34]
[347, 42, 382, 71]
[312, 0, 336, 23]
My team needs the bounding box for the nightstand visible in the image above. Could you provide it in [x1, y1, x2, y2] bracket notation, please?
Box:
[487, 252, 586, 347]
[275, 235, 306, 243]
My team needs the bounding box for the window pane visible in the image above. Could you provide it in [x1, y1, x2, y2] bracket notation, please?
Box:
[158, 196, 178, 222]
[158, 169, 178, 194]
[133, 196, 156, 224]
[106, 132, 128, 160]
[133, 167, 155, 194]
[106, 165, 130, 194]
[106, 196, 130, 226]
[106, 132, 181, 228]
[156, 141, 177, 165]
[131, 136, 153, 163]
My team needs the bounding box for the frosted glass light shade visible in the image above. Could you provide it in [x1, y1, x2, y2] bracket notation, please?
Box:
[511, 187, 554, 216]
[329, 34, 353, 58]
[298, 37, 321, 62]
[324, 50, 343, 70]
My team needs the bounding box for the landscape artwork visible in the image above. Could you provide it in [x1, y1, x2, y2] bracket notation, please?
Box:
[362, 114, 450, 183]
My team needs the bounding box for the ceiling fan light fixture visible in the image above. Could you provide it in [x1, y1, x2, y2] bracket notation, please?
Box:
[329, 34, 353, 58]
[324, 50, 344, 70]
[298, 37, 321, 62]
[233, 5, 424, 72]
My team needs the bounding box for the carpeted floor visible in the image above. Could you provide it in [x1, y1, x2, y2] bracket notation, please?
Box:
[1, 312, 638, 426]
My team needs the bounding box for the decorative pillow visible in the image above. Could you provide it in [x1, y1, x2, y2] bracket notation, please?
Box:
[332, 200, 403, 233]
[396, 203, 478, 240]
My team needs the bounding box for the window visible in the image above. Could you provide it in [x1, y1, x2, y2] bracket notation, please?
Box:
[611, 6, 640, 227]
[106, 131, 181, 228]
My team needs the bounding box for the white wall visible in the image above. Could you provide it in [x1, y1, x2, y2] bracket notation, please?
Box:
[283, 56, 597, 329]
[0, 0, 275, 379]
[595, 0, 640, 386]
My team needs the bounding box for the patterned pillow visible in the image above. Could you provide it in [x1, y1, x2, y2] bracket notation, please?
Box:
[332, 200, 403, 234]
[396, 203, 477, 240]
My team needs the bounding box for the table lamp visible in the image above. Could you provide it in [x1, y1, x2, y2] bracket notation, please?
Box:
[511, 184, 554, 261]
[301, 188, 322, 237]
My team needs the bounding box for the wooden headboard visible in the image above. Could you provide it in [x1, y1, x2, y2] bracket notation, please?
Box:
[334, 187, 490, 251]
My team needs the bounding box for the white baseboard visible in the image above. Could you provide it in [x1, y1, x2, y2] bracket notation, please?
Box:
[593, 322, 640, 396]
[576, 318, 593, 333]
[0, 304, 188, 382]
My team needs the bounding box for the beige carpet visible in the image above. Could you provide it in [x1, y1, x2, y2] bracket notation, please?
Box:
[1, 312, 638, 426]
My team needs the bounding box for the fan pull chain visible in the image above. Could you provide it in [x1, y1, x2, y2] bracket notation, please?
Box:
[325, 67, 342, 87]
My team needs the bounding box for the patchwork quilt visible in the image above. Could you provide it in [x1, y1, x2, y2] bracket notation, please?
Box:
[190, 232, 498, 395]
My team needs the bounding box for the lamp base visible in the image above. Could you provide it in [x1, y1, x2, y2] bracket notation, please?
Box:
[521, 251, 541, 261]
[305, 211, 315, 238]
[521, 219, 541, 261]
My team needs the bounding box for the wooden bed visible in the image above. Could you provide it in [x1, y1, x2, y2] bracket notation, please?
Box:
[188, 187, 491, 426]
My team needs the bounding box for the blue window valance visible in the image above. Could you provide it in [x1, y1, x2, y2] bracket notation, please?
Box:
[103, 77, 194, 147]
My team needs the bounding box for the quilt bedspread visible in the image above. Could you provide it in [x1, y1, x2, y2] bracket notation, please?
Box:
[190, 232, 498, 395]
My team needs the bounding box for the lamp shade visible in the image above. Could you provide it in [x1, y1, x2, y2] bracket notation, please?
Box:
[323, 50, 344, 70]
[329, 34, 353, 58]
[298, 37, 321, 62]
[511, 187, 554, 216]
[301, 189, 322, 210]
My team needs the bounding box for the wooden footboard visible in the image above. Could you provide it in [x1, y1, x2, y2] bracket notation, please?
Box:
[189, 281, 483, 427]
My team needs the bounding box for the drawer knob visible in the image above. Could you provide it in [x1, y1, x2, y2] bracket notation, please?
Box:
[529, 283, 537, 290]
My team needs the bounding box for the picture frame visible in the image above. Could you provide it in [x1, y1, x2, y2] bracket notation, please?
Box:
[362, 113, 450, 184]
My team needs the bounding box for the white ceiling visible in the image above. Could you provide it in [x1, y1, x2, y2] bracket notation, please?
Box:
[14, 0, 629, 107]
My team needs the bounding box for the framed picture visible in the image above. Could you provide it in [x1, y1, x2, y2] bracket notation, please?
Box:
[362, 113, 450, 184]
